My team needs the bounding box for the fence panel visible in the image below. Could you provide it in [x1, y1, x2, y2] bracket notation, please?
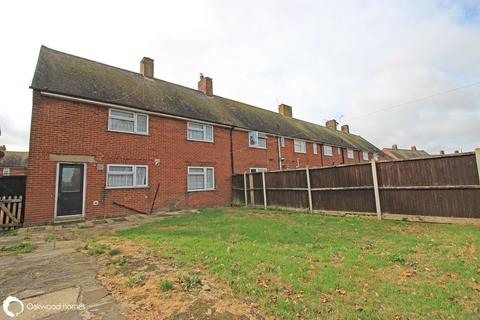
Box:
[232, 151, 480, 219]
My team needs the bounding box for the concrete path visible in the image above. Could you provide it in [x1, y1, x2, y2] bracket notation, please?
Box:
[0, 211, 193, 319]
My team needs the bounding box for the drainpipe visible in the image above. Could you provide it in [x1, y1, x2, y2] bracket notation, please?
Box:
[230, 127, 235, 174]
[277, 136, 283, 170]
[341, 147, 345, 164]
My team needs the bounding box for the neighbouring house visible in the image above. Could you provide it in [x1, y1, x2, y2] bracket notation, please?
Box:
[0, 150, 28, 176]
[25, 46, 382, 225]
[382, 145, 430, 160]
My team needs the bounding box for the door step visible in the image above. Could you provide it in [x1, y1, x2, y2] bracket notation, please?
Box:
[54, 215, 85, 224]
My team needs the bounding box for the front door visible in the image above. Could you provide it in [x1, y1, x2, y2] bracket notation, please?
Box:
[56, 164, 84, 216]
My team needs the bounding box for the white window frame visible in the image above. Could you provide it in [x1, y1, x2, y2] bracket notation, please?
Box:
[187, 167, 215, 192]
[280, 137, 286, 147]
[2, 168, 10, 176]
[187, 122, 214, 143]
[106, 164, 149, 189]
[362, 151, 369, 161]
[248, 131, 267, 149]
[323, 145, 333, 156]
[294, 139, 307, 153]
[338, 147, 342, 155]
[347, 149, 354, 159]
[313, 143, 318, 155]
[108, 109, 149, 135]
[250, 168, 267, 173]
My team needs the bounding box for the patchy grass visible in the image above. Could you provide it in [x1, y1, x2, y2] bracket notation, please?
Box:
[85, 242, 109, 256]
[44, 234, 55, 242]
[127, 274, 146, 287]
[115, 208, 480, 319]
[108, 248, 121, 256]
[159, 279, 174, 292]
[1, 242, 37, 254]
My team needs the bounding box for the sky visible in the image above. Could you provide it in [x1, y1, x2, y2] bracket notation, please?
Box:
[0, 0, 479, 154]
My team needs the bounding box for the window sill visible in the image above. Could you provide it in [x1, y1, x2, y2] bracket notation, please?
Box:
[249, 145, 267, 149]
[324, 154, 333, 157]
[294, 151, 307, 154]
[187, 188, 216, 193]
[187, 138, 215, 143]
[105, 186, 150, 190]
[107, 129, 149, 136]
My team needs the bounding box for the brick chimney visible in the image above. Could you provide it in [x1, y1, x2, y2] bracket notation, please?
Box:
[439, 150, 445, 155]
[411, 146, 417, 151]
[454, 150, 459, 154]
[341, 124, 349, 134]
[392, 144, 398, 150]
[140, 57, 154, 78]
[278, 104, 292, 117]
[326, 119, 337, 130]
[198, 73, 213, 97]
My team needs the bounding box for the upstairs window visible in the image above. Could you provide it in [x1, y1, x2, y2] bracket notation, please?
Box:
[347, 149, 354, 159]
[2, 168, 10, 176]
[294, 140, 307, 153]
[188, 167, 214, 191]
[107, 165, 148, 188]
[323, 145, 333, 156]
[363, 151, 369, 161]
[250, 168, 267, 173]
[108, 109, 148, 135]
[249, 131, 267, 148]
[313, 143, 318, 155]
[280, 137, 286, 147]
[187, 122, 214, 142]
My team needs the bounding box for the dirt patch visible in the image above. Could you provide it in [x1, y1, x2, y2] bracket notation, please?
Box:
[387, 225, 431, 233]
[94, 239, 268, 320]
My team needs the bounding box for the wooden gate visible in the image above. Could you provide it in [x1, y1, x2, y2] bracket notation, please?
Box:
[0, 195, 23, 229]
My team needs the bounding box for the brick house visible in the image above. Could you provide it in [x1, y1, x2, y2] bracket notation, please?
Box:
[382, 145, 430, 160]
[25, 46, 381, 225]
[0, 150, 28, 177]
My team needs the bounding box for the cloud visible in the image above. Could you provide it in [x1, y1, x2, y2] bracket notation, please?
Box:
[0, 0, 479, 154]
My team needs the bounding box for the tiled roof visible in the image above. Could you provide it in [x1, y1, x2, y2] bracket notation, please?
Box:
[31, 46, 380, 153]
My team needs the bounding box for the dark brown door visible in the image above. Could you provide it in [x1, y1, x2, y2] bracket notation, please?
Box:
[57, 164, 84, 216]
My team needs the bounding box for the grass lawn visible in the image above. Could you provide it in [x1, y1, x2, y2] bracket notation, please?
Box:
[115, 208, 480, 319]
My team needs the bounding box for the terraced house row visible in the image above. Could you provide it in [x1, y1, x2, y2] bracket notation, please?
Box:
[25, 46, 381, 225]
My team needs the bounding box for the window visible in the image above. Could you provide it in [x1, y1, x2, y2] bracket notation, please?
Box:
[294, 140, 306, 153]
[313, 143, 318, 155]
[280, 137, 285, 147]
[2, 168, 10, 176]
[188, 167, 215, 191]
[108, 109, 148, 135]
[338, 147, 342, 155]
[107, 165, 148, 188]
[249, 131, 266, 148]
[187, 122, 214, 142]
[374, 153, 379, 161]
[347, 149, 354, 159]
[363, 151, 369, 161]
[323, 145, 333, 156]
[250, 168, 267, 173]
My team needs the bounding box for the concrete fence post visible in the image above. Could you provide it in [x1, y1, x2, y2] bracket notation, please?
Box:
[371, 159, 382, 220]
[249, 173, 255, 205]
[243, 172, 248, 207]
[306, 167, 313, 213]
[475, 148, 480, 183]
[262, 171, 267, 210]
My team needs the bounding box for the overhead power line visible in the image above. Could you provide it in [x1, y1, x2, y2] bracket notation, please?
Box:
[343, 81, 480, 122]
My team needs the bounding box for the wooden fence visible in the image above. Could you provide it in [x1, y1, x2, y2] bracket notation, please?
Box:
[232, 150, 480, 220]
[0, 176, 26, 228]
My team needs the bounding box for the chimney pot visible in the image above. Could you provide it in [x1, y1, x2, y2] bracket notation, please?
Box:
[278, 104, 293, 117]
[198, 74, 213, 96]
[326, 119, 338, 130]
[454, 150, 459, 154]
[392, 144, 398, 150]
[439, 150, 445, 155]
[411, 146, 417, 151]
[341, 124, 349, 134]
[140, 57, 154, 78]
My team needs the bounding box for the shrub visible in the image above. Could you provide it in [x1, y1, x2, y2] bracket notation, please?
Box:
[159, 279, 174, 292]
[108, 248, 121, 256]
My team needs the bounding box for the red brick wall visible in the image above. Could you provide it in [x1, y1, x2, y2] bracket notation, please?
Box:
[25, 92, 232, 225]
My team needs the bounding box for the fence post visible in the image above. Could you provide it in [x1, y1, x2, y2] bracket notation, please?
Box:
[371, 159, 382, 220]
[306, 167, 313, 213]
[243, 172, 248, 207]
[476, 148, 480, 182]
[249, 173, 255, 205]
[262, 171, 267, 210]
